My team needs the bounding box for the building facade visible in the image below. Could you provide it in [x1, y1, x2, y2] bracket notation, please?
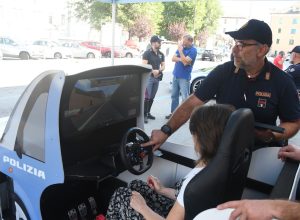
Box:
[270, 5, 300, 55]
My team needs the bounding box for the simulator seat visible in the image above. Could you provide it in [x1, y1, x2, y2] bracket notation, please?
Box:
[184, 108, 254, 220]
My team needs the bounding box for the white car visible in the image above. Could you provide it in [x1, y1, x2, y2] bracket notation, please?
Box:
[61, 42, 101, 59]
[0, 36, 44, 60]
[169, 66, 216, 94]
[121, 46, 141, 58]
[30, 40, 72, 59]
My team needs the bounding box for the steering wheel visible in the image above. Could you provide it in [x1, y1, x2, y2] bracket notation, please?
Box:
[120, 127, 153, 175]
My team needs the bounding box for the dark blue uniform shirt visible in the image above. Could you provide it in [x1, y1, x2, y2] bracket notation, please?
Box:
[286, 63, 300, 90]
[142, 48, 165, 70]
[195, 60, 300, 126]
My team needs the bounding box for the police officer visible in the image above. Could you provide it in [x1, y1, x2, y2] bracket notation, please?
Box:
[286, 46, 300, 97]
[142, 35, 165, 124]
[143, 19, 300, 151]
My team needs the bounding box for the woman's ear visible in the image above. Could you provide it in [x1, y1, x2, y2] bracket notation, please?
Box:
[192, 135, 201, 153]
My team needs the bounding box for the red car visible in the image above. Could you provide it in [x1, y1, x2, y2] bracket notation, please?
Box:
[80, 41, 124, 58]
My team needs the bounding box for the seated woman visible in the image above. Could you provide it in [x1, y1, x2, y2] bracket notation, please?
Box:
[106, 104, 233, 220]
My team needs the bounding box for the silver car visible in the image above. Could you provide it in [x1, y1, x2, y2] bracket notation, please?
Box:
[189, 66, 215, 94]
[169, 66, 215, 94]
[61, 42, 101, 59]
[0, 36, 43, 60]
[30, 40, 72, 59]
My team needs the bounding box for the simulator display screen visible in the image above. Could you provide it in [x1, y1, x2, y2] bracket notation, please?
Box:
[64, 74, 141, 132]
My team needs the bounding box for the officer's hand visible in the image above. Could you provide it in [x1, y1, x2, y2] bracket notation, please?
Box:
[141, 129, 168, 151]
[254, 129, 275, 143]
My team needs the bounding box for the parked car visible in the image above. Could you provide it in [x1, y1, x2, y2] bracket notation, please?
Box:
[189, 66, 215, 94]
[30, 40, 72, 59]
[201, 50, 216, 61]
[196, 47, 205, 59]
[169, 65, 216, 94]
[0, 36, 44, 60]
[124, 39, 139, 50]
[60, 42, 101, 59]
[80, 41, 123, 58]
[122, 46, 141, 58]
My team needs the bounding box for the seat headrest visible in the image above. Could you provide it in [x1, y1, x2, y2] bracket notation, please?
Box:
[184, 108, 254, 220]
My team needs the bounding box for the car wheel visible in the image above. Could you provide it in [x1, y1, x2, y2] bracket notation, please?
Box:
[54, 52, 62, 59]
[125, 53, 133, 58]
[87, 52, 95, 59]
[190, 77, 206, 94]
[104, 52, 111, 58]
[19, 52, 30, 60]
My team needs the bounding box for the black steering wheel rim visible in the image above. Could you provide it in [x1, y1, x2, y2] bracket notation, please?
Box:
[120, 127, 153, 175]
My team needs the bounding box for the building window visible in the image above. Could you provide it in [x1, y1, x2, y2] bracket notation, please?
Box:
[279, 18, 283, 24]
[289, 39, 294, 45]
[291, 29, 297, 34]
[61, 14, 65, 25]
[276, 39, 280, 44]
[224, 18, 227, 24]
[278, 28, 281, 33]
[292, 18, 299, 24]
[49, 16, 52, 24]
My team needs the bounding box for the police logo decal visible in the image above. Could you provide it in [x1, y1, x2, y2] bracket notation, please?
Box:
[257, 98, 267, 108]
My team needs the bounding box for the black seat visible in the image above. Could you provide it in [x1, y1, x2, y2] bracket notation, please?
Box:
[184, 108, 254, 220]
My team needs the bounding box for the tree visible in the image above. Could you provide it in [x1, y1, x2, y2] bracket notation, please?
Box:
[159, 1, 194, 38]
[118, 3, 163, 38]
[72, 0, 111, 31]
[130, 16, 153, 41]
[160, 0, 222, 43]
[197, 30, 209, 47]
[72, 1, 163, 39]
[71, 0, 222, 44]
[167, 22, 186, 41]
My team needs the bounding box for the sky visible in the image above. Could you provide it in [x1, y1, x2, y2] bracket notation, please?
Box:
[220, 0, 299, 22]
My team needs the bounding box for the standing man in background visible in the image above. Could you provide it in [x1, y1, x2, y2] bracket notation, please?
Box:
[286, 46, 300, 98]
[165, 35, 197, 119]
[143, 35, 165, 123]
[273, 51, 285, 70]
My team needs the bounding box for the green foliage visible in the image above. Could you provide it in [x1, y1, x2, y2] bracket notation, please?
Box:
[159, 1, 194, 38]
[167, 22, 186, 41]
[117, 2, 163, 35]
[130, 16, 153, 41]
[72, 0, 111, 30]
[159, 0, 222, 41]
[71, 0, 222, 42]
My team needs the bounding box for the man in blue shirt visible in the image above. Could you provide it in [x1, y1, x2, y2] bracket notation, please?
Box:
[286, 46, 300, 97]
[166, 35, 197, 119]
[143, 19, 300, 151]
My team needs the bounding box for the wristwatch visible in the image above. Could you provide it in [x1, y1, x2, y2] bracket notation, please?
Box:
[161, 124, 172, 136]
[264, 133, 275, 143]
